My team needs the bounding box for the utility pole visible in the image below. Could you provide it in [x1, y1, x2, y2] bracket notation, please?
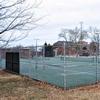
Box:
[34, 39, 39, 57]
[80, 21, 83, 41]
[80, 21, 83, 54]
[34, 39, 39, 69]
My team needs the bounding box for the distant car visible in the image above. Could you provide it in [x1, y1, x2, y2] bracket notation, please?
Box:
[79, 47, 90, 56]
[79, 52, 90, 56]
[83, 52, 89, 56]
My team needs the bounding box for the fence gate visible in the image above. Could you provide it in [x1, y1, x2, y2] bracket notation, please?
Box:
[6, 52, 19, 74]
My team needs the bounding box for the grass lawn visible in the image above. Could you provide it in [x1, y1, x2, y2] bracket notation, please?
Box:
[0, 70, 100, 100]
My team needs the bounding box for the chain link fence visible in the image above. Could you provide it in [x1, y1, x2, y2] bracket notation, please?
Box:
[0, 41, 100, 89]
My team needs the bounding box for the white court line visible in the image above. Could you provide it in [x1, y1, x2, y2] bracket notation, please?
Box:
[65, 69, 95, 73]
[45, 63, 96, 69]
[60, 71, 95, 76]
[64, 64, 96, 68]
[50, 68, 96, 76]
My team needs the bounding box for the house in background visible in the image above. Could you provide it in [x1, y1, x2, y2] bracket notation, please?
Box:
[53, 41, 90, 56]
[0, 41, 99, 58]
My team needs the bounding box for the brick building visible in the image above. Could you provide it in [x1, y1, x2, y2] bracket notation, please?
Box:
[53, 41, 90, 56]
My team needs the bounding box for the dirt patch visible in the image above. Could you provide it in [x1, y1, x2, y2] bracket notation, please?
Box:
[0, 70, 10, 76]
[0, 70, 100, 100]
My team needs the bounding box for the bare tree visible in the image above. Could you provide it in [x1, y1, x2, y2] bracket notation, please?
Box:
[90, 28, 100, 56]
[59, 23, 88, 43]
[59, 22, 88, 56]
[0, 0, 42, 47]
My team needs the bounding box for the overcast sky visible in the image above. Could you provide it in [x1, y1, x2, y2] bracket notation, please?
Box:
[11, 0, 100, 46]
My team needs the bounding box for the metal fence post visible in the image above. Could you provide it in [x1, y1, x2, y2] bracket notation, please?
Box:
[43, 45, 45, 69]
[63, 41, 67, 90]
[95, 32, 100, 83]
